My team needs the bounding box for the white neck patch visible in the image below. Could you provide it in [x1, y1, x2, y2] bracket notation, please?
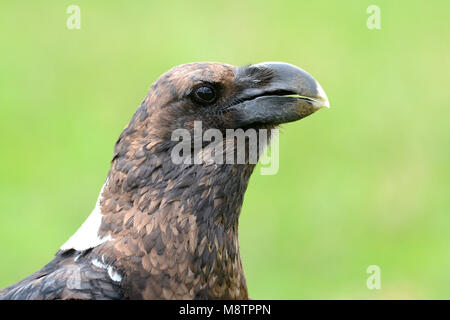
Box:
[60, 183, 112, 251]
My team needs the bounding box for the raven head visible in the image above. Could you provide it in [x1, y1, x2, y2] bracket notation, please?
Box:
[120, 62, 329, 151]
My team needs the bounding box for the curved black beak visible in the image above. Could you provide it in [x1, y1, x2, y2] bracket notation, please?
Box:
[229, 62, 329, 126]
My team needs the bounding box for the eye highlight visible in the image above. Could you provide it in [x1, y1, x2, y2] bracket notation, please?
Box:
[191, 85, 217, 104]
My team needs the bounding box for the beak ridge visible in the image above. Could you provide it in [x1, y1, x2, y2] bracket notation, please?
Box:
[229, 62, 330, 127]
[254, 62, 330, 109]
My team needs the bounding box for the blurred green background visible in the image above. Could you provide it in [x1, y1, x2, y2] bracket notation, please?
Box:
[0, 0, 449, 299]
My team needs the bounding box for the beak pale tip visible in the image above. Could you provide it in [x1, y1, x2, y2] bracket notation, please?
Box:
[315, 81, 330, 109]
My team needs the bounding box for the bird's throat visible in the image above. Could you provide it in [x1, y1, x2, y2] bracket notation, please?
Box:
[93, 147, 254, 299]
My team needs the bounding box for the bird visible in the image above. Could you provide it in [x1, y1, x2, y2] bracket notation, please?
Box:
[0, 61, 329, 300]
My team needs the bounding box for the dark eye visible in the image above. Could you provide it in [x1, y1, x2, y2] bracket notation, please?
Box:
[192, 85, 217, 104]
